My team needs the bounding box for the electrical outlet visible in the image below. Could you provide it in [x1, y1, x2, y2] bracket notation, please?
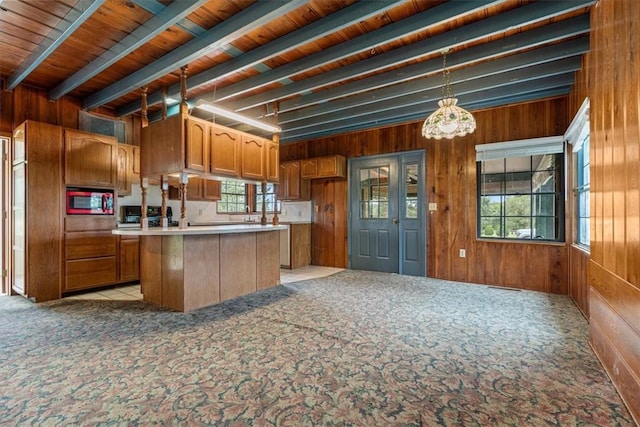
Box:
[459, 249, 466, 258]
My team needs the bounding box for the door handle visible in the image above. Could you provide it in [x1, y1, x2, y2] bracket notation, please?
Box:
[392, 217, 398, 224]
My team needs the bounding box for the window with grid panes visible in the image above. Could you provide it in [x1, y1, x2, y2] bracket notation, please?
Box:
[216, 180, 248, 213]
[255, 183, 279, 213]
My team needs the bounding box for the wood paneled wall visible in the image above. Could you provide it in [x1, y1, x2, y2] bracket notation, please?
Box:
[0, 80, 139, 143]
[582, 0, 640, 422]
[281, 98, 570, 293]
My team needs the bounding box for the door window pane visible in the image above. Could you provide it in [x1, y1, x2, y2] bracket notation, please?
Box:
[404, 164, 418, 218]
[359, 165, 390, 219]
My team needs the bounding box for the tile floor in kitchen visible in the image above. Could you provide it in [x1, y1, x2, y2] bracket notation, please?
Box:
[63, 265, 345, 301]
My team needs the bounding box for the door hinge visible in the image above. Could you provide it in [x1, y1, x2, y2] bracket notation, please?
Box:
[2, 269, 7, 277]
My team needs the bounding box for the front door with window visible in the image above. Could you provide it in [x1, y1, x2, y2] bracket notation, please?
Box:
[349, 151, 425, 275]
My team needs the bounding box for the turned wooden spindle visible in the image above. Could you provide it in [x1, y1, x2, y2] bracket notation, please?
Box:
[161, 175, 168, 228]
[141, 178, 149, 230]
[141, 86, 148, 128]
[140, 86, 149, 230]
[261, 181, 268, 225]
[179, 172, 188, 229]
[180, 65, 188, 115]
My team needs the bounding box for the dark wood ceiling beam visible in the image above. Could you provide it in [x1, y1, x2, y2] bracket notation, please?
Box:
[82, 0, 309, 111]
[130, 0, 207, 37]
[6, 0, 105, 90]
[49, 0, 209, 100]
[116, 0, 405, 117]
[226, 0, 594, 113]
[177, 15, 589, 125]
[279, 74, 576, 142]
[280, 86, 572, 143]
[274, 16, 590, 115]
[277, 38, 589, 127]
[282, 57, 582, 133]
[212, 0, 503, 104]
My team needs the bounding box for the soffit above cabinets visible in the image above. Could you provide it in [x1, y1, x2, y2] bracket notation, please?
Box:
[0, 0, 594, 143]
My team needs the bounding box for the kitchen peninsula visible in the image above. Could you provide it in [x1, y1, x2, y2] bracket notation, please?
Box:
[113, 224, 286, 312]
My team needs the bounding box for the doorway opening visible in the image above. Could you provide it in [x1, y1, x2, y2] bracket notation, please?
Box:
[348, 150, 426, 276]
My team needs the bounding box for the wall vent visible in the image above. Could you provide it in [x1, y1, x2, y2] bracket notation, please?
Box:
[79, 111, 126, 143]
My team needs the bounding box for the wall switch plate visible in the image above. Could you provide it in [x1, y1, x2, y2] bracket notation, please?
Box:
[459, 249, 466, 258]
[428, 203, 437, 211]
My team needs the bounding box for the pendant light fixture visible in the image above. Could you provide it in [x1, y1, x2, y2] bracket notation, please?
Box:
[422, 49, 476, 139]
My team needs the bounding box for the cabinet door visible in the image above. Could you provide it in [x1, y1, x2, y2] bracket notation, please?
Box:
[203, 179, 221, 200]
[119, 236, 140, 282]
[185, 118, 208, 173]
[265, 140, 279, 183]
[286, 161, 303, 200]
[65, 130, 117, 187]
[116, 144, 132, 196]
[210, 126, 241, 177]
[241, 135, 265, 180]
[132, 146, 140, 177]
[186, 178, 204, 200]
[300, 158, 318, 178]
[276, 163, 287, 199]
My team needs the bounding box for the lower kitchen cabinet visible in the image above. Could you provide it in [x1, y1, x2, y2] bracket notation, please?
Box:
[64, 231, 118, 291]
[119, 235, 140, 282]
[280, 223, 311, 269]
[63, 218, 140, 293]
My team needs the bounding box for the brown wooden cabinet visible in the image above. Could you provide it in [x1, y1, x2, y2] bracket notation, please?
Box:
[277, 161, 310, 200]
[141, 113, 279, 183]
[64, 231, 117, 292]
[266, 140, 280, 183]
[280, 223, 311, 269]
[241, 134, 266, 181]
[169, 177, 221, 201]
[11, 121, 63, 302]
[116, 144, 133, 196]
[64, 217, 118, 292]
[301, 155, 347, 179]
[210, 125, 241, 178]
[119, 235, 140, 282]
[185, 118, 208, 173]
[65, 129, 118, 187]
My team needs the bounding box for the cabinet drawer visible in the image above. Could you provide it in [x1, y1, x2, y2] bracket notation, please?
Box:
[66, 232, 117, 259]
[65, 257, 117, 291]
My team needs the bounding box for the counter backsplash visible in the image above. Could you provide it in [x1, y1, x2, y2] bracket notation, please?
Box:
[118, 183, 312, 224]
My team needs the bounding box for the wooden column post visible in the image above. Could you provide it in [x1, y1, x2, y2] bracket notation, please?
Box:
[272, 132, 280, 225]
[161, 175, 168, 228]
[261, 181, 268, 225]
[179, 172, 188, 229]
[180, 65, 188, 115]
[140, 86, 149, 230]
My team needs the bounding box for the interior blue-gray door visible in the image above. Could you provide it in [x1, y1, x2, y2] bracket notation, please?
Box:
[349, 151, 426, 275]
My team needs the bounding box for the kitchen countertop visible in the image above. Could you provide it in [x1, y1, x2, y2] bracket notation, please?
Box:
[112, 224, 287, 236]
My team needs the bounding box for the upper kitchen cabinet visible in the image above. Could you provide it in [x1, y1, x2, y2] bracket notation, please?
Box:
[265, 140, 280, 183]
[142, 112, 279, 183]
[301, 155, 347, 179]
[210, 125, 241, 178]
[12, 121, 63, 302]
[185, 118, 208, 173]
[241, 135, 266, 181]
[277, 161, 309, 201]
[116, 144, 138, 196]
[65, 129, 117, 188]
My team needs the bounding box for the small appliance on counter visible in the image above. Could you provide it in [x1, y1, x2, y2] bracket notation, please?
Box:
[66, 188, 114, 215]
[120, 205, 178, 227]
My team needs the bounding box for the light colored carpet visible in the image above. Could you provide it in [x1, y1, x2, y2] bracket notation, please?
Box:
[0, 270, 633, 426]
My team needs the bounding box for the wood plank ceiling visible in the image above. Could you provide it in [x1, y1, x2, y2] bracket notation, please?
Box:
[0, 0, 594, 143]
